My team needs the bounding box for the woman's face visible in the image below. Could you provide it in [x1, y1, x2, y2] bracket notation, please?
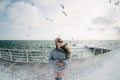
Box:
[56, 41, 63, 48]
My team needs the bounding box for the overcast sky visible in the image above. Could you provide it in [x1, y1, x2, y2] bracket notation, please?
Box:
[0, 0, 120, 40]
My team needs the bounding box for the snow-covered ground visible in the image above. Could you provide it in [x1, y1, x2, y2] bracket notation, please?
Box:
[0, 49, 120, 80]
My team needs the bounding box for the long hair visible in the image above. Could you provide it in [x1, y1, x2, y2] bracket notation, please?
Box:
[60, 43, 71, 56]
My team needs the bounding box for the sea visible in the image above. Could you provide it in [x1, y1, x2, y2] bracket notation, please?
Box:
[0, 40, 120, 61]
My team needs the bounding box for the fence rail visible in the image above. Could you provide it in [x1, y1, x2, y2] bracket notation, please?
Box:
[0, 47, 112, 63]
[0, 49, 49, 63]
[84, 46, 111, 55]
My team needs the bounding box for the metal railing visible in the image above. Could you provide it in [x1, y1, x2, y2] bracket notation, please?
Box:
[0, 46, 112, 63]
[0, 49, 49, 63]
[84, 46, 111, 55]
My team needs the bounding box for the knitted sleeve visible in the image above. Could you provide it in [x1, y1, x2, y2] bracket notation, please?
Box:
[62, 55, 70, 65]
[48, 50, 59, 68]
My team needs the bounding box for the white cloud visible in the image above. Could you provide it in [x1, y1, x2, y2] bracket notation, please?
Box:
[91, 7, 120, 26]
[7, 2, 43, 28]
[36, 0, 57, 6]
[90, 4, 120, 40]
[92, 16, 113, 25]
[0, 0, 10, 11]
[0, 0, 120, 40]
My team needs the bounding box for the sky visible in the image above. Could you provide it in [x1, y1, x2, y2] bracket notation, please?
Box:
[0, 0, 120, 40]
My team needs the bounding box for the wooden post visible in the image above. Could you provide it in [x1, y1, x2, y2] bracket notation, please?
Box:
[101, 48, 103, 54]
[8, 49, 13, 61]
[26, 50, 29, 63]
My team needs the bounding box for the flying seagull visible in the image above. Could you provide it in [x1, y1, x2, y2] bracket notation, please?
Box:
[28, 26, 31, 28]
[27, 34, 30, 37]
[31, 1, 34, 6]
[100, 29, 105, 32]
[115, 1, 119, 6]
[60, 4, 65, 9]
[45, 18, 53, 22]
[109, 0, 112, 3]
[62, 11, 67, 16]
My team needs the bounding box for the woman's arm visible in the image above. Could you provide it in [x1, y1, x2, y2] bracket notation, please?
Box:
[48, 50, 59, 68]
[62, 56, 70, 65]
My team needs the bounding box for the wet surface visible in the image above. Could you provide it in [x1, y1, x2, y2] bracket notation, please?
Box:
[0, 50, 120, 80]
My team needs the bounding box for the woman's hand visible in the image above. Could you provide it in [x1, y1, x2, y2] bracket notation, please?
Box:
[56, 62, 64, 66]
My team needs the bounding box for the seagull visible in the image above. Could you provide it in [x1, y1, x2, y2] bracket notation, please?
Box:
[100, 29, 105, 31]
[28, 26, 31, 28]
[115, 1, 119, 6]
[72, 37, 74, 40]
[62, 11, 67, 16]
[109, 0, 112, 3]
[31, 1, 34, 6]
[113, 7, 115, 11]
[60, 4, 65, 9]
[45, 18, 53, 22]
[27, 34, 30, 37]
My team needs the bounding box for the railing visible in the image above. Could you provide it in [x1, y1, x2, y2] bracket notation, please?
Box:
[84, 46, 111, 55]
[0, 49, 49, 63]
[0, 46, 112, 63]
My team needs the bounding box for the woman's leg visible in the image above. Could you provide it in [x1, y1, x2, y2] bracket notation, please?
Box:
[54, 70, 67, 80]
[54, 70, 59, 80]
[58, 70, 67, 80]
[55, 77, 58, 80]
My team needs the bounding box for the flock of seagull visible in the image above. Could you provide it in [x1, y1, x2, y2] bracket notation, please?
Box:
[29, 0, 120, 23]
[109, 0, 120, 6]
[27, 0, 120, 38]
[30, 1, 68, 22]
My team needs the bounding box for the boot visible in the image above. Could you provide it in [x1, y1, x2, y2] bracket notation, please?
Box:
[55, 77, 58, 80]
[58, 78, 62, 80]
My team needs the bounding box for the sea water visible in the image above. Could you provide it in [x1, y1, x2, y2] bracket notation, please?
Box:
[0, 40, 120, 61]
[1, 40, 120, 49]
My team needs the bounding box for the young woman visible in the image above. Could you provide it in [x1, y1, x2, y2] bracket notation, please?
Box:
[49, 38, 71, 80]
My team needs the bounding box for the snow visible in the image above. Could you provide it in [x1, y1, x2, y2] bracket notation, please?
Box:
[0, 49, 120, 80]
